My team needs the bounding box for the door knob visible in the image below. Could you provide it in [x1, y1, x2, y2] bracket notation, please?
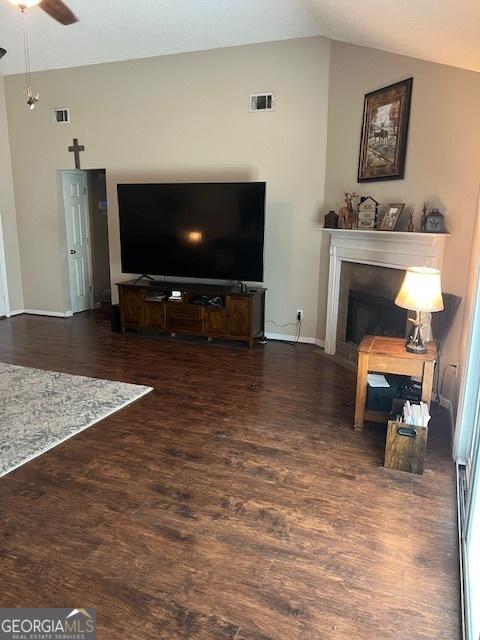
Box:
[70, 249, 76, 255]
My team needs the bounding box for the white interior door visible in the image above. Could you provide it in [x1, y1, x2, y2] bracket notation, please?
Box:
[62, 171, 92, 314]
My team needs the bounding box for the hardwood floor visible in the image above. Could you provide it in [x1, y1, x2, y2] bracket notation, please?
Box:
[0, 312, 460, 639]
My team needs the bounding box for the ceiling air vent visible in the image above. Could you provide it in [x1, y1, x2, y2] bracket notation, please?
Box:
[52, 107, 70, 124]
[249, 93, 274, 112]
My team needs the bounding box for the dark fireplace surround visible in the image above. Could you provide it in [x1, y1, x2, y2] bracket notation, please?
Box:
[336, 263, 408, 364]
[346, 290, 407, 345]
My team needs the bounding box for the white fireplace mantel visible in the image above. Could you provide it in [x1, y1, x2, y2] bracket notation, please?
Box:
[321, 229, 449, 355]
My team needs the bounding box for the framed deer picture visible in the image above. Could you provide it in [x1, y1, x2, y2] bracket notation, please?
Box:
[357, 77, 413, 182]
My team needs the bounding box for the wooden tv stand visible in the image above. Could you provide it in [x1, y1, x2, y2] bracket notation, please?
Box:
[116, 279, 266, 348]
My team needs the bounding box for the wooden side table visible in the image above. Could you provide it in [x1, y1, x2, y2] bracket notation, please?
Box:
[354, 335, 437, 432]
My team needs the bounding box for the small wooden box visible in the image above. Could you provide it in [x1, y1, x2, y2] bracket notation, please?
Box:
[384, 420, 428, 474]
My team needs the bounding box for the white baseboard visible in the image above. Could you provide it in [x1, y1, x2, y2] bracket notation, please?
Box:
[9, 309, 25, 317]
[266, 332, 324, 347]
[6, 314, 325, 348]
[15, 309, 74, 318]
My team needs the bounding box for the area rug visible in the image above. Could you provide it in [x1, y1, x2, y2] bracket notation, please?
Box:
[0, 362, 153, 477]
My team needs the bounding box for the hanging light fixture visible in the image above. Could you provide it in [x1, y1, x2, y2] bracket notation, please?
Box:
[9, 0, 40, 109]
[21, 9, 39, 110]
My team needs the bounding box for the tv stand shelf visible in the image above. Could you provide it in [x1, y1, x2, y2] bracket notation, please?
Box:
[116, 279, 266, 348]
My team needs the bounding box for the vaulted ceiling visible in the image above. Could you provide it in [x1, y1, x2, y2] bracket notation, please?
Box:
[0, 0, 478, 76]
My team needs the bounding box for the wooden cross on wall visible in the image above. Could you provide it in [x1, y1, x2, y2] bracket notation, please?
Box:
[68, 138, 85, 169]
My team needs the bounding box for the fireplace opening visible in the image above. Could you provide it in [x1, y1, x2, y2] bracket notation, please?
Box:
[346, 290, 407, 346]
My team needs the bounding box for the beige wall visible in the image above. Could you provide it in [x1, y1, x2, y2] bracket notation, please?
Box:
[5, 37, 331, 338]
[0, 76, 23, 312]
[4, 36, 478, 396]
[321, 41, 480, 402]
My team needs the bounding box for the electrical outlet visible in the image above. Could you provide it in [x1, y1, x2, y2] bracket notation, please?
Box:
[296, 309, 304, 321]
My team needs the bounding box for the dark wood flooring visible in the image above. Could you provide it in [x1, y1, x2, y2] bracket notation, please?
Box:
[0, 313, 460, 639]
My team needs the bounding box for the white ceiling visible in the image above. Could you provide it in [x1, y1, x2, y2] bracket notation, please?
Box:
[0, 0, 479, 76]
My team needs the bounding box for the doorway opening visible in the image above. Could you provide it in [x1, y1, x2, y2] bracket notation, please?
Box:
[59, 169, 111, 315]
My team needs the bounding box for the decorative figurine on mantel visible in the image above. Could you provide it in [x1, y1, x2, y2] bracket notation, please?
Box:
[425, 208, 446, 233]
[339, 192, 358, 229]
[407, 208, 415, 232]
[357, 196, 379, 229]
[324, 209, 339, 229]
[420, 201, 429, 231]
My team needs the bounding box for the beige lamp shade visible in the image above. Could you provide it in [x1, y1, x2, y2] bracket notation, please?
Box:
[395, 266, 444, 312]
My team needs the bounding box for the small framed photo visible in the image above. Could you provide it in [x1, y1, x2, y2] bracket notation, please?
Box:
[379, 203, 405, 231]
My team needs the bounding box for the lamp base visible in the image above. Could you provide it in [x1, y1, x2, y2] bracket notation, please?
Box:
[405, 340, 427, 355]
[405, 314, 427, 354]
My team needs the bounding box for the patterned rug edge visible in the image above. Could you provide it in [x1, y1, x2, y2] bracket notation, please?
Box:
[0, 384, 153, 479]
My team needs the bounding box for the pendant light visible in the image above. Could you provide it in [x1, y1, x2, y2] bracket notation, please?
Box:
[9, 0, 40, 109]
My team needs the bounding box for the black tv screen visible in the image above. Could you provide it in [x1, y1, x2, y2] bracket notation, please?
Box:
[118, 182, 265, 282]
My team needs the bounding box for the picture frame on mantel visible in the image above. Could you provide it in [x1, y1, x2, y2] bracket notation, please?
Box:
[357, 77, 413, 182]
[378, 203, 405, 231]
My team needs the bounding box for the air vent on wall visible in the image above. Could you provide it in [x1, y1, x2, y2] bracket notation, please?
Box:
[51, 107, 70, 124]
[249, 93, 274, 112]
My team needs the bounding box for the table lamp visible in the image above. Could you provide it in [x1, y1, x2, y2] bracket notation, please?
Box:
[395, 266, 444, 354]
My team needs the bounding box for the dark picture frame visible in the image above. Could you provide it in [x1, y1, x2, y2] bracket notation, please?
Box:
[357, 78, 413, 182]
[378, 203, 405, 231]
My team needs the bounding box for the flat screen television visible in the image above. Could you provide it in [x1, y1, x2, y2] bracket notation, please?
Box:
[117, 182, 265, 282]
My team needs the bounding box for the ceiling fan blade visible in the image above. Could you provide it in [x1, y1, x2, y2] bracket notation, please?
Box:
[39, 0, 78, 25]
